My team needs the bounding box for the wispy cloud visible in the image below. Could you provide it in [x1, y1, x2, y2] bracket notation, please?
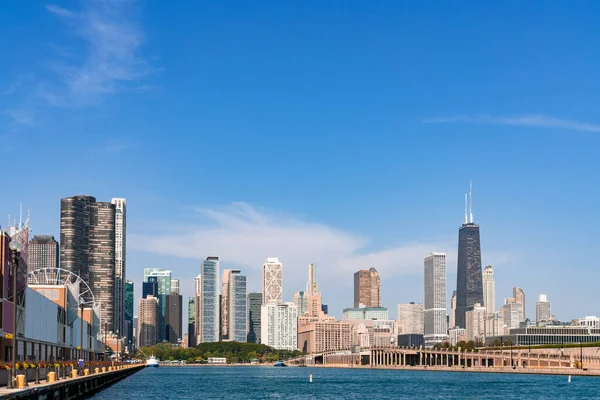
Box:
[130, 202, 454, 289]
[43, 1, 153, 107]
[425, 114, 600, 133]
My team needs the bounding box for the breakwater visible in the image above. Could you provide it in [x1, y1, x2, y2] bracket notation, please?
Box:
[0, 364, 144, 400]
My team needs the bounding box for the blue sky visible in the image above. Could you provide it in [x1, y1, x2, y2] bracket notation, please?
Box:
[2, 1, 600, 323]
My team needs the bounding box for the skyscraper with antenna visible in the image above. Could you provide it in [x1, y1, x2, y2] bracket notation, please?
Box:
[455, 181, 483, 329]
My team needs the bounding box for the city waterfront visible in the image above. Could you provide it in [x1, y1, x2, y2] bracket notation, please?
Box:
[88, 366, 600, 399]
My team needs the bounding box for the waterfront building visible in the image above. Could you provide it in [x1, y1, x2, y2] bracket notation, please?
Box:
[124, 280, 134, 350]
[485, 325, 600, 346]
[342, 307, 388, 320]
[166, 292, 183, 343]
[465, 303, 486, 342]
[353, 267, 381, 308]
[397, 303, 424, 334]
[484, 311, 504, 339]
[513, 287, 525, 321]
[501, 298, 523, 331]
[200, 256, 220, 342]
[293, 291, 308, 316]
[143, 276, 158, 298]
[139, 295, 159, 347]
[144, 268, 172, 342]
[482, 265, 495, 314]
[27, 234, 59, 275]
[298, 320, 352, 353]
[576, 316, 600, 329]
[247, 292, 262, 343]
[455, 183, 484, 329]
[188, 298, 196, 347]
[536, 294, 551, 323]
[397, 334, 424, 348]
[61, 195, 117, 332]
[261, 302, 297, 350]
[448, 328, 467, 346]
[450, 290, 457, 329]
[111, 198, 126, 343]
[227, 270, 247, 342]
[171, 279, 180, 295]
[424, 252, 448, 347]
[262, 257, 283, 305]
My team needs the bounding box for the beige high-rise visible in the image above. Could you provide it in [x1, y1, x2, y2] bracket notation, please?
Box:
[262, 257, 283, 305]
[513, 287, 525, 321]
[353, 267, 381, 308]
[139, 295, 159, 347]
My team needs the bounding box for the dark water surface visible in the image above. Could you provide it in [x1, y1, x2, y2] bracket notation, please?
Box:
[88, 366, 600, 399]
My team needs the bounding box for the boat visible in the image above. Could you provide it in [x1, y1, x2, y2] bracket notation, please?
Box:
[146, 355, 160, 368]
[274, 360, 287, 367]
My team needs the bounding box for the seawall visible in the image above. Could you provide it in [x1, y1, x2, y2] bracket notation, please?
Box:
[0, 365, 144, 400]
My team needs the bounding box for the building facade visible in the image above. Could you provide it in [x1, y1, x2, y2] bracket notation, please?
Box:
[298, 321, 352, 353]
[424, 252, 447, 347]
[171, 279, 180, 295]
[513, 287, 526, 321]
[60, 195, 117, 332]
[166, 292, 183, 343]
[261, 302, 297, 350]
[27, 235, 59, 275]
[247, 292, 262, 343]
[111, 198, 126, 345]
[227, 270, 247, 342]
[293, 291, 308, 316]
[124, 280, 134, 350]
[143, 268, 172, 342]
[188, 298, 196, 347]
[200, 256, 219, 342]
[262, 257, 283, 305]
[139, 295, 159, 347]
[536, 294, 551, 322]
[397, 303, 424, 335]
[501, 300, 523, 330]
[353, 267, 381, 308]
[342, 307, 389, 321]
[482, 265, 495, 314]
[465, 303, 486, 342]
[450, 290, 457, 329]
[455, 184, 483, 329]
[143, 277, 158, 298]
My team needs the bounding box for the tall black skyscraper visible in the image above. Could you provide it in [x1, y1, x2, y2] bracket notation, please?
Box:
[247, 292, 262, 343]
[143, 277, 159, 298]
[455, 183, 483, 329]
[61, 195, 116, 332]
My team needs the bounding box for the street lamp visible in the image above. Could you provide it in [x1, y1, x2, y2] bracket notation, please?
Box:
[79, 302, 84, 363]
[8, 240, 23, 389]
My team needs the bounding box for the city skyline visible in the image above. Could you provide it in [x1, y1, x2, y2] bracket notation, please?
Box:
[3, 2, 600, 323]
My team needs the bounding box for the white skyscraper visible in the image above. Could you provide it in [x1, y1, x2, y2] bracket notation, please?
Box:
[450, 291, 457, 329]
[200, 256, 220, 342]
[465, 303, 486, 342]
[195, 274, 202, 295]
[112, 198, 127, 337]
[501, 298, 523, 330]
[482, 265, 495, 314]
[424, 253, 447, 347]
[513, 287, 525, 321]
[171, 279, 180, 295]
[261, 302, 298, 350]
[397, 303, 424, 335]
[536, 294, 551, 322]
[262, 257, 283, 305]
[228, 270, 247, 342]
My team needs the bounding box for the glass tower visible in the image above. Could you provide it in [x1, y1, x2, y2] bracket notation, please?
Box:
[201, 256, 219, 342]
[229, 271, 247, 342]
[247, 293, 262, 343]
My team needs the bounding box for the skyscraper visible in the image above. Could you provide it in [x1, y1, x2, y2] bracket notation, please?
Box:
[455, 183, 484, 329]
[166, 292, 183, 343]
[536, 294, 551, 322]
[139, 295, 159, 347]
[111, 198, 127, 344]
[28, 235, 59, 274]
[262, 257, 283, 305]
[424, 253, 447, 347]
[143, 276, 158, 298]
[194, 274, 201, 345]
[171, 279, 180, 295]
[293, 291, 308, 316]
[188, 298, 196, 347]
[247, 292, 262, 343]
[60, 195, 116, 332]
[124, 280, 134, 348]
[228, 271, 247, 342]
[465, 303, 486, 342]
[502, 299, 523, 329]
[397, 303, 424, 335]
[306, 263, 323, 318]
[144, 268, 172, 341]
[482, 265, 495, 314]
[450, 290, 457, 328]
[200, 256, 219, 342]
[261, 302, 298, 350]
[221, 270, 232, 340]
[513, 287, 525, 321]
[353, 267, 381, 308]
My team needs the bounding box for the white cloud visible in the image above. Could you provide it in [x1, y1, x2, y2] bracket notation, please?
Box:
[129, 203, 454, 292]
[425, 114, 600, 133]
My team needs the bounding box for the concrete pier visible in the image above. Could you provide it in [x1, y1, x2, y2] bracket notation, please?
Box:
[0, 365, 144, 400]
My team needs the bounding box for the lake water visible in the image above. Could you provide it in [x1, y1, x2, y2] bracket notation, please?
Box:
[87, 366, 600, 399]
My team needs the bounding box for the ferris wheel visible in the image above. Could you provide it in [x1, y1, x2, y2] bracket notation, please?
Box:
[27, 267, 97, 309]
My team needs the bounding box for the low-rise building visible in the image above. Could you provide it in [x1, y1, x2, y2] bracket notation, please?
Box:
[298, 320, 352, 353]
[485, 325, 600, 346]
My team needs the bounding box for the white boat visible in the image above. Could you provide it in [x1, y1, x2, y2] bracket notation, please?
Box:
[146, 355, 160, 368]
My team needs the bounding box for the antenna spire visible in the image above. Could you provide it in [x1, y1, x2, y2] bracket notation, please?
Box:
[469, 180, 473, 223]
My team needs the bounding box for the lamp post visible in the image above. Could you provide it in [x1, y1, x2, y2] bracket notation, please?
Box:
[8, 240, 23, 389]
[116, 329, 120, 362]
[79, 302, 84, 362]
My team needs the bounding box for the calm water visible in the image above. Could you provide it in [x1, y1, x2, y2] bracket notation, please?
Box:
[88, 366, 600, 399]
